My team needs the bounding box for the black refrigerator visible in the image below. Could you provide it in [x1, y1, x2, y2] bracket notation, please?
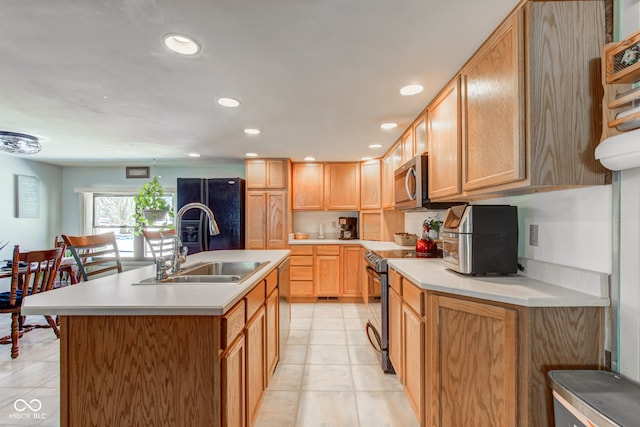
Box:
[176, 178, 245, 254]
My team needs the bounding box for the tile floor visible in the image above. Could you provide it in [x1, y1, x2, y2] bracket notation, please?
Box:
[0, 303, 418, 427]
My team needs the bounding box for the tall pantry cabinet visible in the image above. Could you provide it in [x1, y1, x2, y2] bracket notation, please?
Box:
[245, 159, 292, 249]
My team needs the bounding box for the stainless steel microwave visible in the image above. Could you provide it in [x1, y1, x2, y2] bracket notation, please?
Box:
[393, 155, 454, 210]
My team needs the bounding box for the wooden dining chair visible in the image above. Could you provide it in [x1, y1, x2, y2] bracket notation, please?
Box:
[61, 232, 123, 282]
[0, 245, 64, 358]
[142, 229, 177, 259]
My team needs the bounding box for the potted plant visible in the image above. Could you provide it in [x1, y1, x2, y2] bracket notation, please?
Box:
[424, 217, 443, 239]
[132, 176, 174, 235]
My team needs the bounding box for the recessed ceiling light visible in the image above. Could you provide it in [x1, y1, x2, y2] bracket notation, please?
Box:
[304, 156, 315, 161]
[361, 156, 373, 161]
[400, 84, 424, 96]
[188, 152, 200, 158]
[244, 128, 261, 135]
[380, 122, 398, 130]
[217, 97, 241, 108]
[246, 152, 259, 157]
[163, 34, 200, 55]
[368, 144, 383, 149]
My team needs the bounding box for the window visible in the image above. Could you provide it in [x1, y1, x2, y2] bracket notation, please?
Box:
[92, 193, 174, 259]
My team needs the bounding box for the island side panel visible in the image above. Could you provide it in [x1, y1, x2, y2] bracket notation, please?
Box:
[61, 315, 221, 427]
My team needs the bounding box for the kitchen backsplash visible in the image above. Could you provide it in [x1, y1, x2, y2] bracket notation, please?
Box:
[292, 211, 358, 239]
[404, 210, 447, 238]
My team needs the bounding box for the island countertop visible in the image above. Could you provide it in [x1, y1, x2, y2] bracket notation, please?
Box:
[22, 249, 290, 316]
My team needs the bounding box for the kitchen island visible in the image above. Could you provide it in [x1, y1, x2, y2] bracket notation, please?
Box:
[22, 249, 290, 427]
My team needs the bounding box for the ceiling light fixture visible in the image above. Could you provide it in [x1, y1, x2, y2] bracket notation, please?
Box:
[400, 84, 424, 96]
[244, 128, 261, 135]
[368, 144, 383, 149]
[163, 34, 200, 55]
[245, 152, 259, 157]
[380, 122, 398, 130]
[0, 131, 41, 155]
[304, 156, 315, 161]
[188, 152, 201, 158]
[361, 156, 373, 161]
[217, 97, 241, 108]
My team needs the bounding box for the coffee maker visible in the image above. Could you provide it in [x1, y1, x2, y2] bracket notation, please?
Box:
[339, 217, 358, 240]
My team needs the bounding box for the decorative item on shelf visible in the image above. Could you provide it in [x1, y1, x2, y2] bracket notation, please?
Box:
[416, 220, 437, 257]
[0, 131, 41, 155]
[132, 176, 174, 235]
[394, 233, 417, 246]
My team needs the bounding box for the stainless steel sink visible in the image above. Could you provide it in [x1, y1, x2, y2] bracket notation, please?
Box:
[133, 261, 269, 285]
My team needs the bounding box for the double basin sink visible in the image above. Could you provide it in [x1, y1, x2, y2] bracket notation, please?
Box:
[135, 261, 269, 285]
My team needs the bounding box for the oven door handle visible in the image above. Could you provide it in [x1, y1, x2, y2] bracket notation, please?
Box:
[366, 266, 381, 281]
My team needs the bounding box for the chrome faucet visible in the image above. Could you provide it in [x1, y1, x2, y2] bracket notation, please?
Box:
[172, 202, 220, 273]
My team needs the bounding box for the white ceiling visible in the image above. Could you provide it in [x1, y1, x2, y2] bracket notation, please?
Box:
[0, 0, 520, 166]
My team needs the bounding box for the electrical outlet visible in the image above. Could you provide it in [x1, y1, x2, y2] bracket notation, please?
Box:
[529, 224, 539, 247]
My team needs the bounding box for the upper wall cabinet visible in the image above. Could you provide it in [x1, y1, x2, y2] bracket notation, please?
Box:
[246, 159, 289, 189]
[292, 163, 324, 210]
[360, 160, 381, 210]
[292, 162, 360, 210]
[413, 113, 428, 156]
[401, 129, 414, 164]
[428, 78, 462, 199]
[381, 154, 394, 209]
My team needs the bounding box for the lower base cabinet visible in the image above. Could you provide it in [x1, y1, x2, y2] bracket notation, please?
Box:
[221, 334, 246, 427]
[245, 305, 266, 427]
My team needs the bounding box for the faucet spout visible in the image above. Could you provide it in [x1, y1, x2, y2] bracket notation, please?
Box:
[172, 202, 220, 273]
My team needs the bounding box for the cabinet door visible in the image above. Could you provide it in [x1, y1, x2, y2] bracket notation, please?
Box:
[381, 154, 394, 209]
[340, 245, 361, 297]
[246, 159, 287, 189]
[428, 79, 462, 199]
[221, 334, 246, 427]
[292, 163, 324, 209]
[315, 246, 340, 297]
[245, 305, 266, 427]
[265, 288, 279, 384]
[325, 163, 360, 210]
[246, 191, 266, 249]
[402, 303, 424, 424]
[266, 192, 287, 249]
[429, 296, 516, 427]
[401, 129, 414, 163]
[414, 113, 428, 155]
[360, 160, 381, 210]
[462, 13, 524, 191]
[388, 286, 402, 381]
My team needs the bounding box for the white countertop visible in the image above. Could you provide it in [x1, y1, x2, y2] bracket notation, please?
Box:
[388, 258, 610, 308]
[289, 238, 414, 251]
[22, 250, 290, 316]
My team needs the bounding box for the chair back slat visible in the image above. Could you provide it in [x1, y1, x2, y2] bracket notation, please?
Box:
[142, 229, 176, 259]
[62, 232, 123, 282]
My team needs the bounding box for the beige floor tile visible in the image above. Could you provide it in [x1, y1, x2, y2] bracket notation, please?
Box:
[291, 304, 315, 319]
[355, 391, 419, 427]
[286, 329, 310, 345]
[310, 317, 344, 330]
[312, 305, 343, 319]
[344, 317, 367, 330]
[296, 391, 359, 427]
[0, 362, 59, 389]
[348, 345, 380, 365]
[309, 329, 347, 345]
[289, 317, 312, 330]
[346, 329, 369, 346]
[341, 304, 368, 319]
[254, 390, 299, 427]
[302, 364, 353, 391]
[267, 364, 304, 391]
[352, 365, 403, 391]
[279, 345, 308, 364]
[306, 345, 350, 365]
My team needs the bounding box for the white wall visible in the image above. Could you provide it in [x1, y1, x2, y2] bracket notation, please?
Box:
[61, 161, 245, 235]
[0, 155, 63, 261]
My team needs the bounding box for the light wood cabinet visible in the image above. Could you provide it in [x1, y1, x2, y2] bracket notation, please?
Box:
[413, 113, 428, 155]
[245, 304, 266, 427]
[290, 245, 314, 299]
[360, 160, 381, 210]
[461, 13, 524, 192]
[401, 128, 414, 163]
[324, 163, 360, 210]
[403, 299, 425, 424]
[392, 142, 403, 173]
[388, 286, 402, 381]
[428, 78, 462, 199]
[221, 333, 246, 427]
[265, 288, 279, 384]
[340, 245, 361, 297]
[245, 191, 288, 249]
[315, 245, 341, 297]
[246, 159, 288, 189]
[428, 296, 516, 427]
[292, 163, 324, 210]
[381, 154, 394, 209]
[360, 209, 405, 241]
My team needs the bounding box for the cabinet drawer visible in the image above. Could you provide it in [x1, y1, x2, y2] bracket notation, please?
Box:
[291, 266, 313, 281]
[291, 255, 313, 266]
[222, 300, 246, 350]
[403, 279, 424, 317]
[316, 245, 340, 255]
[245, 281, 266, 321]
[291, 246, 314, 256]
[388, 268, 403, 294]
[291, 281, 314, 296]
[265, 268, 278, 296]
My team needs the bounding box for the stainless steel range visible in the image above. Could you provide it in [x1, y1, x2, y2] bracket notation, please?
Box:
[364, 249, 422, 373]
